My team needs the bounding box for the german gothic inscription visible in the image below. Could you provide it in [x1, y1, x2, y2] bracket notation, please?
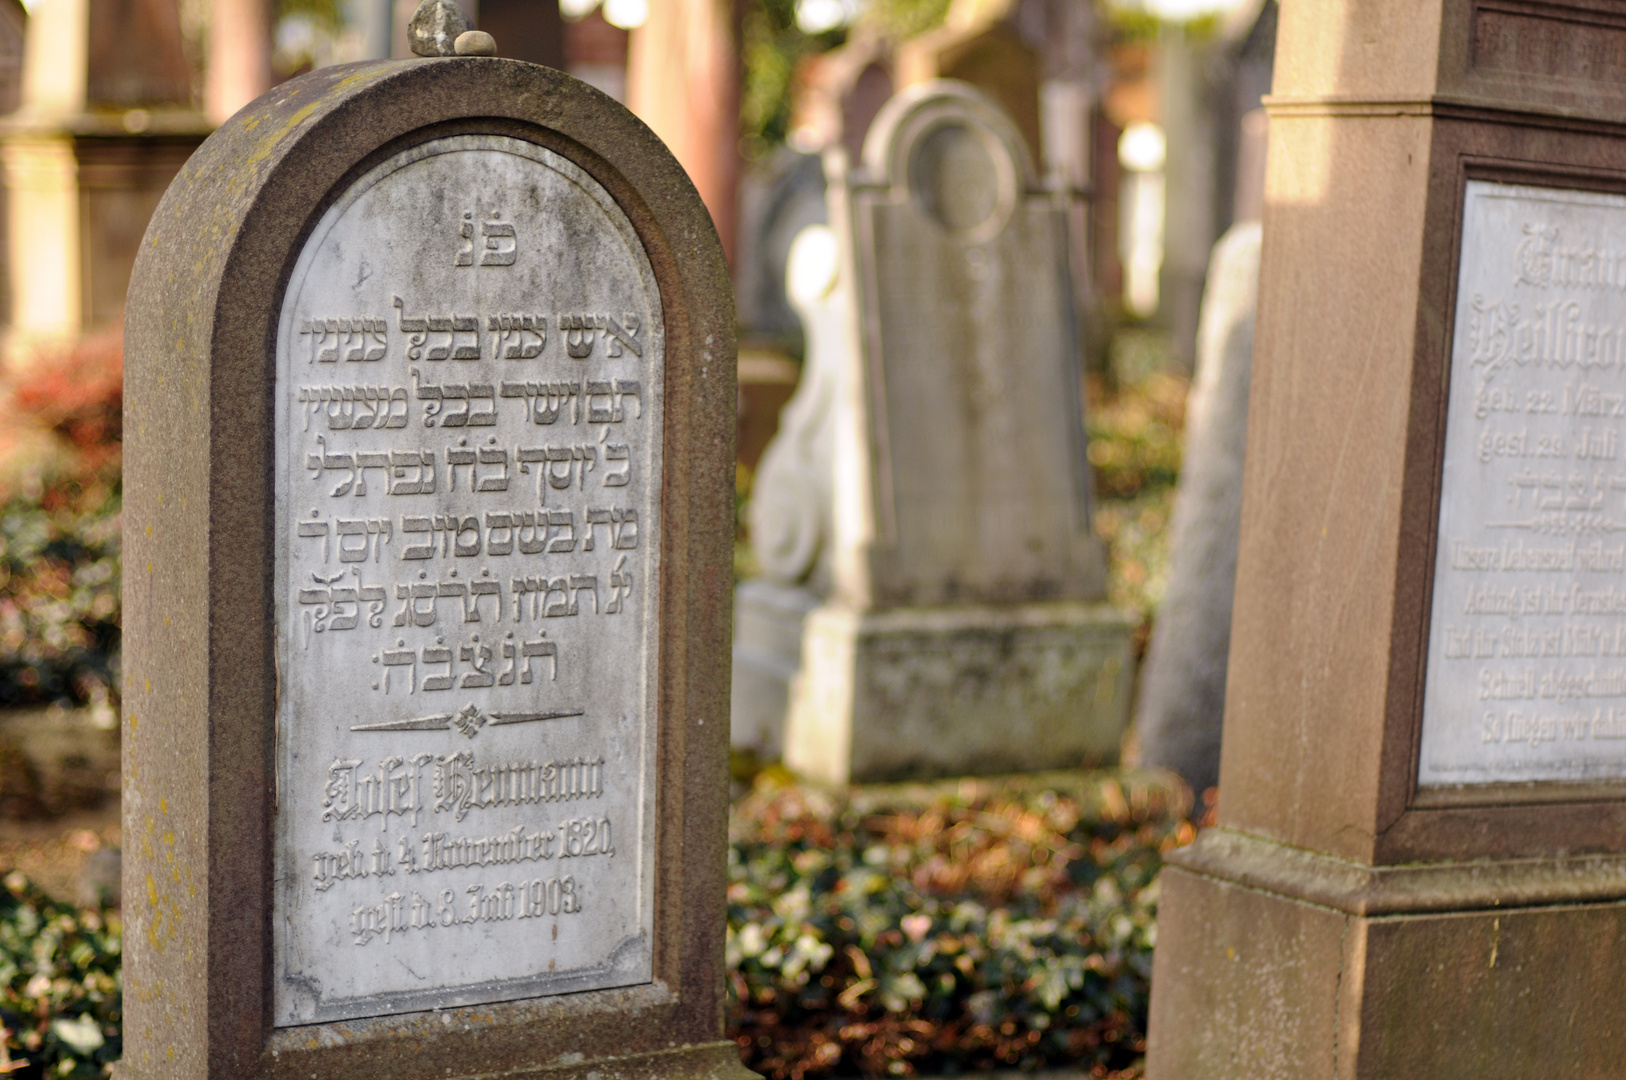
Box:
[273, 135, 662, 1024]
[1421, 181, 1626, 786]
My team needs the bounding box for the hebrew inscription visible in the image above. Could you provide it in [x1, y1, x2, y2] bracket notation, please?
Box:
[1421, 181, 1626, 785]
[274, 135, 663, 1024]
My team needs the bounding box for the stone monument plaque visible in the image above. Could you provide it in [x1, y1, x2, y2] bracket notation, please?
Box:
[1421, 180, 1626, 787]
[273, 135, 663, 1023]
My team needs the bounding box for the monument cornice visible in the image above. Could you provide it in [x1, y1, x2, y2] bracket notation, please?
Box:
[1166, 828, 1626, 917]
[1263, 93, 1626, 136]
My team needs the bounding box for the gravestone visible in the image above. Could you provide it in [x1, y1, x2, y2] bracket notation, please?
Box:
[1135, 220, 1261, 798]
[732, 223, 848, 759]
[120, 43, 743, 1080]
[783, 82, 1132, 785]
[1148, 0, 1626, 1074]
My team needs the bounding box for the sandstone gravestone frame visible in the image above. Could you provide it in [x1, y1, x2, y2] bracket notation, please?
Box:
[783, 82, 1132, 785]
[1148, 1, 1626, 1075]
[121, 58, 741, 1080]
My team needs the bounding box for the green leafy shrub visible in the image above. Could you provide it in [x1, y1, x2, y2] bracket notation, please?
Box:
[0, 872, 121, 1078]
[727, 772, 1193, 1080]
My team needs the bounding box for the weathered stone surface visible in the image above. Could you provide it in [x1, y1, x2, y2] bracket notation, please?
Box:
[1135, 221, 1259, 798]
[408, 0, 469, 57]
[274, 135, 664, 1024]
[1150, 831, 1626, 1079]
[730, 579, 820, 759]
[781, 82, 1130, 784]
[828, 85, 1107, 608]
[119, 57, 743, 1080]
[749, 224, 846, 591]
[455, 29, 498, 56]
[786, 602, 1132, 784]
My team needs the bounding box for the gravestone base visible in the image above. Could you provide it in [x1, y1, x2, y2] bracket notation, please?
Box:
[783, 601, 1133, 785]
[731, 579, 821, 760]
[1147, 830, 1626, 1079]
[113, 1038, 752, 1080]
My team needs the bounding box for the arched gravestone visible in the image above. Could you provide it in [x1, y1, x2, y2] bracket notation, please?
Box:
[784, 82, 1132, 785]
[120, 58, 742, 1080]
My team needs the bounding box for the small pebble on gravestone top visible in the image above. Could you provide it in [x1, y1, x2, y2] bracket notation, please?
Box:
[455, 30, 497, 56]
[408, 0, 469, 57]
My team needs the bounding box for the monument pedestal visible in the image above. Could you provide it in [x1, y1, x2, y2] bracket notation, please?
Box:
[1152, 831, 1626, 1077]
[784, 600, 1132, 785]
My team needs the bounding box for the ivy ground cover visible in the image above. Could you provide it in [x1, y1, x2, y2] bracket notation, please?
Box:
[727, 770, 1194, 1080]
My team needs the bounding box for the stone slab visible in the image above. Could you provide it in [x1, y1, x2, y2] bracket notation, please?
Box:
[1420, 180, 1626, 786]
[783, 600, 1133, 785]
[273, 134, 664, 1024]
[833, 81, 1107, 611]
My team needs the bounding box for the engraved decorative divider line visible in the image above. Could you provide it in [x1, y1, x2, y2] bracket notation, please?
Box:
[350, 703, 585, 737]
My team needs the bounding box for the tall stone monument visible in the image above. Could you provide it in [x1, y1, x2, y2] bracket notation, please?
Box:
[1149, 1, 1626, 1074]
[120, 26, 744, 1080]
[783, 82, 1132, 785]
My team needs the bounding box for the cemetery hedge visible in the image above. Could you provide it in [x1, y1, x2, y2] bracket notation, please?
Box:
[727, 771, 1192, 1080]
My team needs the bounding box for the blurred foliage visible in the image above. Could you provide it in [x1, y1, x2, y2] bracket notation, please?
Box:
[1087, 332, 1186, 638]
[0, 335, 122, 711]
[740, 0, 952, 160]
[862, 0, 954, 39]
[727, 772, 1193, 1080]
[0, 873, 121, 1079]
[741, 0, 846, 160]
[276, 0, 343, 29]
[736, 461, 759, 583]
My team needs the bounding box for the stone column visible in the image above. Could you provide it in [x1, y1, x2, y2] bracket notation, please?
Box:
[625, 0, 740, 261]
[204, 0, 271, 124]
[1147, 1, 1626, 1074]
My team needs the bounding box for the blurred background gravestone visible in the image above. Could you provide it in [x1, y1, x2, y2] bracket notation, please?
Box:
[1, 0, 209, 352]
[732, 224, 848, 760]
[782, 82, 1133, 785]
[1133, 217, 1259, 798]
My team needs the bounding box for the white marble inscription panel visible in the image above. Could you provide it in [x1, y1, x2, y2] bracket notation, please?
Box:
[1421, 181, 1626, 786]
[272, 135, 663, 1025]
